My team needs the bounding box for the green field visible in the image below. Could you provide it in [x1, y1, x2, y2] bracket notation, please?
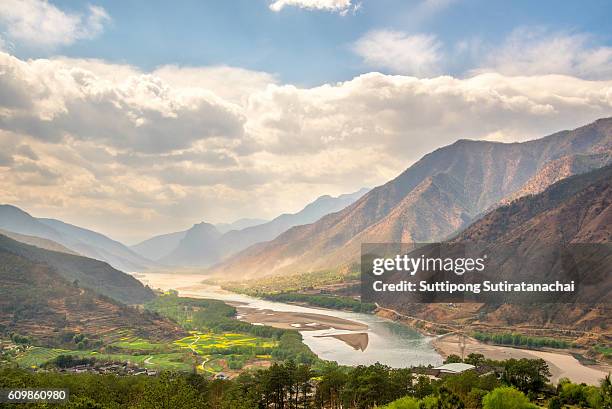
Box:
[15, 346, 195, 372]
[16, 347, 70, 368]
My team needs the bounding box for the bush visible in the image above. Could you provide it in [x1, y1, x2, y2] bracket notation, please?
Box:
[482, 387, 538, 409]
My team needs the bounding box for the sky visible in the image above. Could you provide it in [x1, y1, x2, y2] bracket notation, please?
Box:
[0, 0, 611, 243]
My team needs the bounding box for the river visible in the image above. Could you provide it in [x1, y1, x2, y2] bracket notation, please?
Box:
[134, 272, 442, 368]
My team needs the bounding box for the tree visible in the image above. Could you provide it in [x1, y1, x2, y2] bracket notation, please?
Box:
[444, 354, 463, 364]
[380, 396, 420, 409]
[482, 387, 538, 409]
[465, 353, 486, 367]
[502, 358, 551, 394]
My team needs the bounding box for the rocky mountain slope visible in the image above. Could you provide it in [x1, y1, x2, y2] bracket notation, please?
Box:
[212, 118, 612, 279]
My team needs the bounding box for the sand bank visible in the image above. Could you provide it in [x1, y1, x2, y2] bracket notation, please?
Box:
[315, 333, 369, 351]
[234, 306, 368, 331]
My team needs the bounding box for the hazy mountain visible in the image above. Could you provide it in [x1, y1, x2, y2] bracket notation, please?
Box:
[0, 233, 154, 304]
[0, 228, 78, 255]
[0, 234, 183, 344]
[215, 218, 268, 233]
[0, 205, 156, 272]
[131, 187, 369, 266]
[214, 188, 370, 261]
[159, 222, 222, 267]
[130, 230, 187, 262]
[211, 118, 612, 279]
[0, 205, 63, 242]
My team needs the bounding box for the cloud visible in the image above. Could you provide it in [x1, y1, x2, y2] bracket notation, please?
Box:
[152, 65, 277, 105]
[0, 52, 247, 153]
[352, 30, 443, 76]
[478, 28, 612, 80]
[1, 52, 612, 242]
[269, 0, 355, 14]
[0, 0, 110, 49]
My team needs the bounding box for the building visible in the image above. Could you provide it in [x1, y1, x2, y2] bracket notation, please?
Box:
[431, 363, 475, 377]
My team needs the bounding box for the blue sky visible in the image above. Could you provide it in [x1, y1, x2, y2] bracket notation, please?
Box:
[12, 0, 612, 85]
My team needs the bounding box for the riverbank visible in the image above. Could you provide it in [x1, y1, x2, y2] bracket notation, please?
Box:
[432, 333, 611, 385]
[133, 272, 442, 368]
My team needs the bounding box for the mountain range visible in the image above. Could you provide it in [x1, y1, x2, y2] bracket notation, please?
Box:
[211, 118, 612, 279]
[131, 187, 369, 267]
[0, 205, 156, 272]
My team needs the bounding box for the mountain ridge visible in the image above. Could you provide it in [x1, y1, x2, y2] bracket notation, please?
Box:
[211, 117, 612, 279]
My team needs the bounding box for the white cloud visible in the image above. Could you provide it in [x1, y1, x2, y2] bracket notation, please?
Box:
[353, 30, 443, 76]
[0, 0, 110, 49]
[152, 65, 277, 105]
[1, 52, 612, 242]
[269, 0, 355, 14]
[479, 28, 612, 80]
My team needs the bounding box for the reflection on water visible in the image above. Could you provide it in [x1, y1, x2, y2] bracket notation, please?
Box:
[136, 272, 442, 368]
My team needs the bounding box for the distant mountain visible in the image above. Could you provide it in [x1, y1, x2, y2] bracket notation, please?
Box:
[0, 233, 154, 305]
[39, 218, 155, 272]
[0, 228, 78, 255]
[159, 222, 222, 267]
[130, 230, 187, 262]
[131, 187, 369, 267]
[130, 218, 268, 262]
[215, 218, 267, 233]
[0, 234, 183, 345]
[211, 118, 612, 279]
[0, 205, 156, 272]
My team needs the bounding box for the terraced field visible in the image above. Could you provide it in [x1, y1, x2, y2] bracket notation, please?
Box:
[16, 347, 70, 368]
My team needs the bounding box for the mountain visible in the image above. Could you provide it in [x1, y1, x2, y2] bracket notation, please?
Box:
[159, 222, 222, 267]
[0, 233, 154, 305]
[130, 230, 187, 262]
[0, 234, 182, 344]
[498, 151, 612, 206]
[214, 188, 370, 261]
[455, 164, 612, 245]
[385, 165, 612, 330]
[38, 218, 155, 272]
[0, 205, 156, 272]
[215, 218, 268, 233]
[0, 228, 78, 255]
[131, 187, 369, 266]
[211, 118, 612, 279]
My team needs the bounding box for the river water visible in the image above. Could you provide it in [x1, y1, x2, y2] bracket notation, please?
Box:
[135, 273, 442, 368]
